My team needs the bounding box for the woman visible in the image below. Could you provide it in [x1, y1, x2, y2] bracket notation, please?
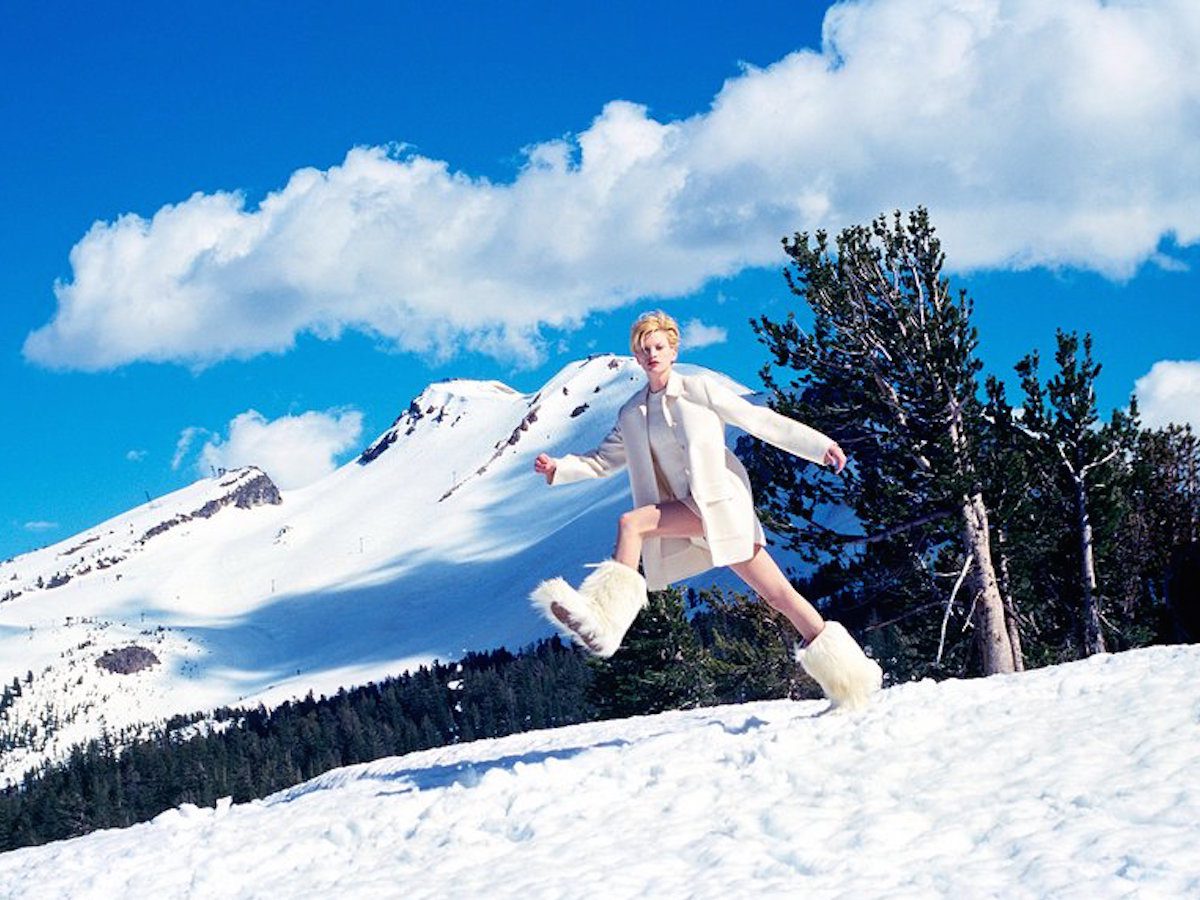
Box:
[531, 311, 882, 709]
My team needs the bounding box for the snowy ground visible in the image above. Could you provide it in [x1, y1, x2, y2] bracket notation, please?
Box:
[2, 644, 1198, 899]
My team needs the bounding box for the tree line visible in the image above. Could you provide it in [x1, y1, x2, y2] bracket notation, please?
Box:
[0, 638, 591, 850]
[0, 593, 820, 853]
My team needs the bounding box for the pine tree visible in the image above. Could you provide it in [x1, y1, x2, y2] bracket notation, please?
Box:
[1014, 331, 1127, 656]
[693, 587, 816, 703]
[588, 588, 713, 718]
[751, 208, 1018, 675]
[1118, 420, 1200, 642]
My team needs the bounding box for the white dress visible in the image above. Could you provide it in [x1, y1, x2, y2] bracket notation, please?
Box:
[644, 386, 767, 549]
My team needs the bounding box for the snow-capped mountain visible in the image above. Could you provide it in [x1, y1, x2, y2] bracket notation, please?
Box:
[0, 356, 764, 783]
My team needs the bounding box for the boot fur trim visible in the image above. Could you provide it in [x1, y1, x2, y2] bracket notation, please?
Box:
[798, 621, 882, 710]
[530, 561, 647, 658]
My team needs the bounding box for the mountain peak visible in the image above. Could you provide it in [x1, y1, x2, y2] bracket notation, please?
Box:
[358, 357, 641, 467]
[357, 379, 522, 466]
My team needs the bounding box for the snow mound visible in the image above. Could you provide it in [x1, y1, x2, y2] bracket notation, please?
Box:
[2, 644, 1198, 898]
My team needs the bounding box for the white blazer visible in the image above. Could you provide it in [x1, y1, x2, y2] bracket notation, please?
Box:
[551, 369, 834, 590]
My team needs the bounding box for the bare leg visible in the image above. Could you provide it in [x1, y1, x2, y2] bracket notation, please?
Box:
[729, 545, 825, 643]
[613, 501, 705, 570]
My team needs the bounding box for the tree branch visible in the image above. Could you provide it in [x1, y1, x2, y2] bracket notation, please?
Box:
[937, 555, 973, 666]
[795, 507, 955, 545]
[1080, 446, 1120, 478]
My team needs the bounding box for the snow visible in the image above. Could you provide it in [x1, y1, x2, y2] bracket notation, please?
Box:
[0, 356, 770, 783]
[3, 644, 1198, 898]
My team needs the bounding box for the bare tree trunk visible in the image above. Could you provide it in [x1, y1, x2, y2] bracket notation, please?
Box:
[1004, 599, 1026, 672]
[960, 492, 1017, 674]
[1074, 477, 1106, 655]
[995, 526, 1025, 672]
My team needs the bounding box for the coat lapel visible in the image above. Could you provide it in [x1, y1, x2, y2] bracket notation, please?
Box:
[657, 369, 682, 429]
[663, 369, 683, 398]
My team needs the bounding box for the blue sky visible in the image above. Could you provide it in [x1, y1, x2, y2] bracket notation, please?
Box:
[2, 0, 1198, 562]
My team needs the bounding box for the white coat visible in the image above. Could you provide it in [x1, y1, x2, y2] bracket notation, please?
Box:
[551, 368, 835, 591]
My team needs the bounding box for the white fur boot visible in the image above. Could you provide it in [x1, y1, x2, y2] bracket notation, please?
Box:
[797, 621, 883, 710]
[530, 560, 648, 658]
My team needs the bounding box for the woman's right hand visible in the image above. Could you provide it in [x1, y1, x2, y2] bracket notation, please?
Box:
[534, 453, 558, 484]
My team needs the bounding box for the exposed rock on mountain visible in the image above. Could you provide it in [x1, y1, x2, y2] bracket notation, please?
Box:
[96, 646, 160, 675]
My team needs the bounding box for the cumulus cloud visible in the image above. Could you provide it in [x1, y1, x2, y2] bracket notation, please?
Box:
[24, 521, 58, 533]
[190, 409, 363, 490]
[680, 319, 728, 350]
[1134, 360, 1200, 431]
[24, 0, 1200, 371]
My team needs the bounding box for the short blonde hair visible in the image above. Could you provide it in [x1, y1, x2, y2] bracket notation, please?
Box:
[629, 310, 681, 355]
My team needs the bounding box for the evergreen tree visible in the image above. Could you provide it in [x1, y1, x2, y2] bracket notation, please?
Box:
[1118, 421, 1200, 642]
[751, 208, 1018, 675]
[693, 587, 818, 703]
[588, 588, 713, 718]
[1013, 331, 1128, 656]
[978, 375, 1036, 668]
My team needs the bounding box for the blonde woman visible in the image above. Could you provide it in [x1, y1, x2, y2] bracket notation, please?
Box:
[531, 311, 882, 709]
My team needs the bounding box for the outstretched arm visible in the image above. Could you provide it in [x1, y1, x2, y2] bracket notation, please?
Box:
[701, 376, 845, 471]
[534, 422, 627, 486]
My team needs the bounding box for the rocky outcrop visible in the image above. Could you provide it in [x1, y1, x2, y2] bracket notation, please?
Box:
[138, 469, 281, 543]
[96, 646, 160, 675]
[358, 400, 423, 465]
[194, 470, 282, 517]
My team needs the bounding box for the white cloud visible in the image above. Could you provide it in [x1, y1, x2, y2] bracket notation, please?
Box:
[1150, 253, 1190, 274]
[1134, 360, 1200, 431]
[126, 449, 148, 463]
[24, 0, 1200, 371]
[172, 426, 209, 471]
[680, 319, 728, 350]
[23, 521, 58, 533]
[192, 409, 364, 490]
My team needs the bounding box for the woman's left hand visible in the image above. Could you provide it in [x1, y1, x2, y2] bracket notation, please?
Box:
[824, 442, 847, 474]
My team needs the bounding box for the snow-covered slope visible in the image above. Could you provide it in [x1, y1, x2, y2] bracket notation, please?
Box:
[2, 644, 1197, 898]
[0, 356, 765, 783]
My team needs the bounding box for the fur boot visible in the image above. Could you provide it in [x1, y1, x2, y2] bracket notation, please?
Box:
[530, 560, 648, 658]
[797, 621, 882, 710]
